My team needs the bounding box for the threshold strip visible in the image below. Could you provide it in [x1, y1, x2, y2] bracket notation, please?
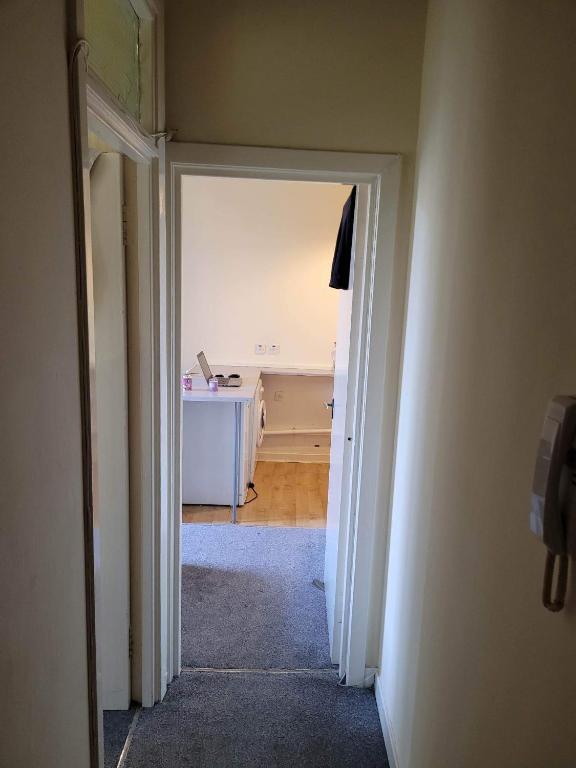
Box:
[116, 707, 142, 768]
[180, 666, 337, 675]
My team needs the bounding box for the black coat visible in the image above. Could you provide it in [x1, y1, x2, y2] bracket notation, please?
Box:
[329, 186, 356, 290]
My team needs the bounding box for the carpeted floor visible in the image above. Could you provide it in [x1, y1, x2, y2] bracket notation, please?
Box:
[181, 524, 333, 669]
[104, 707, 138, 768]
[118, 524, 388, 766]
[122, 670, 388, 768]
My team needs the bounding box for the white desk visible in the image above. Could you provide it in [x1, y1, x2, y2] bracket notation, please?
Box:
[182, 381, 259, 404]
[182, 369, 261, 522]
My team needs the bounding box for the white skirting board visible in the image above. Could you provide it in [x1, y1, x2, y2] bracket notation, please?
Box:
[257, 447, 330, 464]
[258, 428, 331, 463]
[374, 674, 400, 768]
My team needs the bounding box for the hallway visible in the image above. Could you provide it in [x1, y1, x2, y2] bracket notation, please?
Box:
[114, 525, 388, 767]
[121, 670, 387, 767]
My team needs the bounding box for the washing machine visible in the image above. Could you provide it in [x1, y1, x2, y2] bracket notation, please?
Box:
[250, 379, 266, 481]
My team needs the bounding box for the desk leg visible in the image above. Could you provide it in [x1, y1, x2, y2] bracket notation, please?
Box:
[232, 402, 241, 524]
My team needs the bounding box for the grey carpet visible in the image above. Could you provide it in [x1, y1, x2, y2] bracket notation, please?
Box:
[123, 670, 388, 768]
[104, 707, 137, 768]
[181, 524, 333, 669]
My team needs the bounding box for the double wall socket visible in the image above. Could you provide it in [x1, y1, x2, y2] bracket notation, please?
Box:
[255, 343, 280, 355]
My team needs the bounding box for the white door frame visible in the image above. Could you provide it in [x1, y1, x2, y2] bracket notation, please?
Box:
[85, 76, 166, 711]
[166, 143, 402, 687]
[69, 1, 167, 765]
[325, 181, 370, 671]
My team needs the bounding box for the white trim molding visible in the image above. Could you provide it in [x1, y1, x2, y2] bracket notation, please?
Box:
[375, 674, 401, 768]
[86, 75, 159, 162]
[72, 3, 166, 765]
[86, 103, 165, 712]
[166, 143, 403, 691]
[257, 450, 331, 464]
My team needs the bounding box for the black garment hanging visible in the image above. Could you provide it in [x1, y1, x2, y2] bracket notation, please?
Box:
[329, 186, 356, 290]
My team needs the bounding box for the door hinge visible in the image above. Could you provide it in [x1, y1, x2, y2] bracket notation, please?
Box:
[122, 204, 128, 247]
[128, 626, 133, 659]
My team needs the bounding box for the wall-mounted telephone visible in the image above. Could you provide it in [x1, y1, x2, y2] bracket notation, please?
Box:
[531, 396, 576, 611]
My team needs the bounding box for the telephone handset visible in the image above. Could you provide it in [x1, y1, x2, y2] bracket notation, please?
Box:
[531, 396, 576, 611]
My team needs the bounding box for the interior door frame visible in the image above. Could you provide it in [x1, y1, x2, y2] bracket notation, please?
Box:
[166, 143, 402, 688]
[68, 1, 166, 765]
[86, 84, 162, 701]
[84, 72, 163, 726]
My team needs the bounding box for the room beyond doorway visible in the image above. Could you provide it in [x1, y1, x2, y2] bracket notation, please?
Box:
[182, 461, 329, 527]
[178, 174, 342, 672]
[179, 175, 347, 531]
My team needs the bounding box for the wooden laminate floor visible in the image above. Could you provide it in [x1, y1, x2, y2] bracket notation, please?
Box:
[182, 461, 329, 527]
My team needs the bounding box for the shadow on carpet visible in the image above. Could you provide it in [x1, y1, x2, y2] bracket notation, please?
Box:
[104, 707, 137, 768]
[181, 524, 333, 669]
[123, 671, 388, 768]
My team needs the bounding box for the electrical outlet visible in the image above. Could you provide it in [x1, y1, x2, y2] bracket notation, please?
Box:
[255, 343, 266, 355]
[274, 390, 284, 402]
[269, 344, 280, 354]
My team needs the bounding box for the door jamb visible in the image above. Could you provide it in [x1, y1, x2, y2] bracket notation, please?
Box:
[68, 1, 166, 765]
[86, 80, 163, 713]
[166, 143, 402, 687]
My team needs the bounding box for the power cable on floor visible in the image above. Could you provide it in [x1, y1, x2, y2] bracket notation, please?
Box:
[243, 482, 259, 504]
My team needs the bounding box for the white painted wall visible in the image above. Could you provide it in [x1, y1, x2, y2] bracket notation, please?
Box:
[181, 176, 349, 371]
[0, 2, 91, 766]
[379, 2, 576, 767]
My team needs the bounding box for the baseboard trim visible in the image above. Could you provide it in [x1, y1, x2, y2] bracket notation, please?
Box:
[116, 707, 141, 768]
[374, 674, 400, 768]
[257, 449, 330, 464]
[363, 666, 378, 687]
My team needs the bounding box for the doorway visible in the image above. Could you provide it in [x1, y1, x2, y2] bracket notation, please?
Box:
[167, 144, 402, 688]
[178, 175, 350, 671]
[180, 175, 347, 526]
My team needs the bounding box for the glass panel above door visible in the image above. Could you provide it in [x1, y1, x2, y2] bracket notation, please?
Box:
[85, 0, 141, 122]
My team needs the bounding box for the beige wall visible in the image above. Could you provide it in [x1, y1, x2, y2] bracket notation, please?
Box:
[0, 2, 91, 766]
[181, 176, 349, 371]
[380, 1, 576, 766]
[165, 0, 426, 155]
[263, 374, 333, 432]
